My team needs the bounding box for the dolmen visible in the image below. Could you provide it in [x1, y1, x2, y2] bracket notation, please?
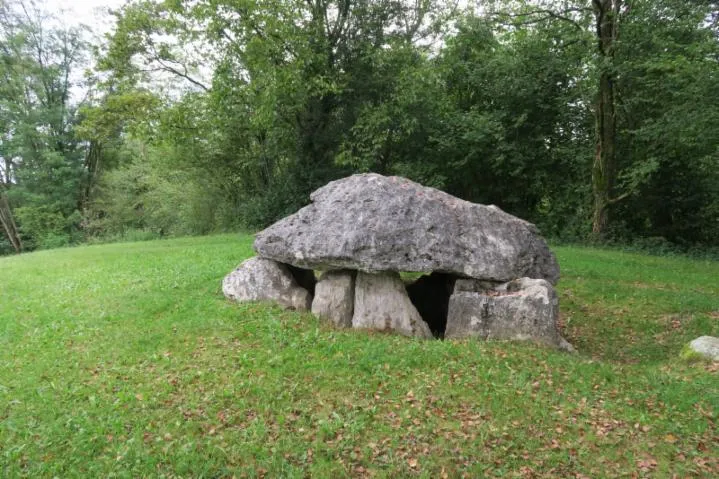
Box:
[223, 173, 573, 351]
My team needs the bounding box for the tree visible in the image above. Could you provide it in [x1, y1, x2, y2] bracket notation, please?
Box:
[612, 0, 719, 244]
[590, 0, 623, 235]
[96, 0, 456, 227]
[69, 0, 719, 247]
[0, 189, 22, 253]
[0, 0, 88, 250]
[490, 0, 719, 241]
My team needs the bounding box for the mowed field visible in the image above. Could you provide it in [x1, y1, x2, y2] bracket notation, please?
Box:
[0, 234, 717, 477]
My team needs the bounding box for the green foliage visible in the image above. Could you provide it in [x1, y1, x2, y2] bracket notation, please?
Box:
[13, 205, 80, 250]
[0, 235, 716, 476]
[3, 0, 719, 251]
[76, 90, 162, 146]
[0, 0, 88, 251]
[611, 0, 719, 244]
[437, 16, 593, 226]
[84, 142, 232, 239]
[0, 237, 14, 255]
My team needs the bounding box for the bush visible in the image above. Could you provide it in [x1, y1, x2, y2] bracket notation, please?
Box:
[0, 238, 15, 256]
[38, 233, 72, 250]
[14, 205, 81, 250]
[85, 153, 236, 239]
[86, 228, 162, 245]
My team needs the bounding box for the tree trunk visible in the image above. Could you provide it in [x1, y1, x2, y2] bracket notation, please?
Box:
[79, 140, 102, 212]
[0, 191, 22, 254]
[592, 0, 620, 236]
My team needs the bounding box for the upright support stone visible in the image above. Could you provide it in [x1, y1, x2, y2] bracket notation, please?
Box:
[353, 271, 432, 338]
[312, 270, 356, 327]
[445, 278, 573, 351]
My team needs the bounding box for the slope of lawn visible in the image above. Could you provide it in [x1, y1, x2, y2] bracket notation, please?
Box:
[0, 234, 717, 477]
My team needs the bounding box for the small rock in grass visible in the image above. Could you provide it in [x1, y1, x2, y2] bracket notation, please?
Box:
[685, 336, 719, 361]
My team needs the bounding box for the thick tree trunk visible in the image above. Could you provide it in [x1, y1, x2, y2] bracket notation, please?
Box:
[0, 191, 22, 254]
[79, 140, 102, 212]
[592, 70, 616, 234]
[592, 0, 620, 237]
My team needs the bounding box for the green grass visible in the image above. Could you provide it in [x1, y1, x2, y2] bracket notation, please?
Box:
[1, 234, 717, 477]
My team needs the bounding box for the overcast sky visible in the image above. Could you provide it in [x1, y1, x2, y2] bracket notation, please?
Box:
[44, 0, 126, 33]
[38, 0, 211, 100]
[28, 1, 127, 102]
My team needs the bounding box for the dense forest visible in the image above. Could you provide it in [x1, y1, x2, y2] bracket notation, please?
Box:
[1, 0, 717, 255]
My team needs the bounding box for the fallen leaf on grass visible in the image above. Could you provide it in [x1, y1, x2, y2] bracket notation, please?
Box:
[519, 465, 535, 477]
[637, 457, 657, 471]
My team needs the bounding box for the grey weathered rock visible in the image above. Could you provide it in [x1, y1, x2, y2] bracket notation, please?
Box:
[445, 277, 573, 351]
[222, 257, 312, 311]
[453, 278, 504, 293]
[353, 271, 433, 338]
[254, 173, 559, 284]
[311, 270, 355, 327]
[688, 336, 719, 361]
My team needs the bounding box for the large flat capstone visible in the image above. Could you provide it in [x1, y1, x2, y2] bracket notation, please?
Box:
[254, 174, 559, 284]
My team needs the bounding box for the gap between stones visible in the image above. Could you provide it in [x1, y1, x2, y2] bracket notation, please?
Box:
[293, 266, 489, 340]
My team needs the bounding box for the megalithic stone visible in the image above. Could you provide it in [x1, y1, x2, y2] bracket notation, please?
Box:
[254, 174, 559, 284]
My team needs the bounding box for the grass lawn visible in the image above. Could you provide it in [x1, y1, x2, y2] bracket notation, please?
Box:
[1, 234, 717, 477]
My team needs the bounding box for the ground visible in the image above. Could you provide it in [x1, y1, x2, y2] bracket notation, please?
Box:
[0, 234, 717, 477]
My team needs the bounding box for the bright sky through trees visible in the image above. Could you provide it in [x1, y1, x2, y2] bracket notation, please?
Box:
[44, 0, 123, 31]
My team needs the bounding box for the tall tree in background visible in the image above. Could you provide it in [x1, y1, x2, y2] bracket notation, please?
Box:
[1, 0, 713, 252]
[96, 0, 454, 225]
[614, 0, 719, 244]
[591, 0, 623, 235]
[0, 0, 25, 252]
[491, 0, 622, 235]
[0, 0, 88, 250]
[493, 0, 718, 239]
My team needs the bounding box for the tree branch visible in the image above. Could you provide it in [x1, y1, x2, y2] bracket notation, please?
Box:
[495, 7, 591, 31]
[607, 191, 631, 205]
[146, 42, 210, 91]
[154, 57, 210, 91]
